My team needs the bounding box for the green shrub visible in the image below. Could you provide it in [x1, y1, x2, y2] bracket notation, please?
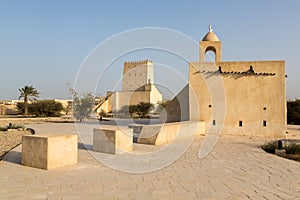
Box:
[31, 100, 63, 117]
[9, 124, 24, 129]
[73, 93, 94, 122]
[285, 154, 300, 162]
[0, 124, 24, 131]
[262, 140, 300, 155]
[121, 102, 154, 118]
[17, 100, 63, 117]
[261, 141, 277, 154]
[286, 143, 300, 154]
[287, 100, 300, 125]
[99, 109, 106, 117]
[16, 102, 25, 114]
[0, 127, 7, 131]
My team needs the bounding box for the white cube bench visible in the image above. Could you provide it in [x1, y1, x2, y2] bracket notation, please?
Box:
[22, 134, 78, 170]
[93, 129, 133, 154]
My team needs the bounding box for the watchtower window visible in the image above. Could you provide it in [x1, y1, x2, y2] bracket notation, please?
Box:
[239, 121, 243, 127]
[263, 120, 267, 127]
[212, 120, 216, 125]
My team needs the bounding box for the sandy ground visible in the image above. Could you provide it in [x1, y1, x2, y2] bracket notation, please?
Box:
[0, 117, 300, 161]
[0, 116, 74, 127]
[286, 124, 300, 138]
[0, 117, 74, 160]
[0, 130, 30, 160]
[1, 123, 300, 199]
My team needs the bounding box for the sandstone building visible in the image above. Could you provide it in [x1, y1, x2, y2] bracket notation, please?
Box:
[95, 60, 162, 114]
[163, 26, 286, 137]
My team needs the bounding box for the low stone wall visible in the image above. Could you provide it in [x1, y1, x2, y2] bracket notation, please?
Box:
[135, 121, 205, 145]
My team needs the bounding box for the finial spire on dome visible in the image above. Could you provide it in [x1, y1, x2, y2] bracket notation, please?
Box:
[202, 25, 219, 41]
[208, 24, 213, 32]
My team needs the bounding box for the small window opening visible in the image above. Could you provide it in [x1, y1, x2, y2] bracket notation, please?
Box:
[263, 107, 266, 110]
[239, 121, 243, 127]
[212, 120, 216, 125]
[263, 120, 267, 127]
[209, 105, 212, 108]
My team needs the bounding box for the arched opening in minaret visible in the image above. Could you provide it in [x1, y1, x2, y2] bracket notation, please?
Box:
[204, 46, 217, 62]
[204, 50, 216, 62]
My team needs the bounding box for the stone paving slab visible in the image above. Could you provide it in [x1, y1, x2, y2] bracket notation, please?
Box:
[0, 123, 300, 199]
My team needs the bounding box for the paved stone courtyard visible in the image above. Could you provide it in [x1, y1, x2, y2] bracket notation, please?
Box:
[0, 123, 300, 199]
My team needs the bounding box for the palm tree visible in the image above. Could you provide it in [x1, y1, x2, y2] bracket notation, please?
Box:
[19, 85, 40, 116]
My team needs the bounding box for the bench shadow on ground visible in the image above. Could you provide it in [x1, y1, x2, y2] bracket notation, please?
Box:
[78, 142, 93, 151]
[3, 143, 93, 165]
[3, 150, 22, 165]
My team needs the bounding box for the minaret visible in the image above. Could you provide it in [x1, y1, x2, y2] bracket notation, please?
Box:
[200, 25, 222, 62]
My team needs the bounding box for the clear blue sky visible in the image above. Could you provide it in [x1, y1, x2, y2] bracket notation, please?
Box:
[0, 0, 299, 100]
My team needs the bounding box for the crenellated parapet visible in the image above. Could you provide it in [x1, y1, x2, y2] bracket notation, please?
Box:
[124, 59, 152, 65]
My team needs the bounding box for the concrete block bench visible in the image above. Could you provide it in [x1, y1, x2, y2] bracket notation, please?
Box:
[22, 134, 78, 170]
[93, 129, 133, 154]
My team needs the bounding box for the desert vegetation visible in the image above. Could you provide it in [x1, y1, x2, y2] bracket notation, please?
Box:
[262, 140, 300, 162]
[120, 102, 154, 118]
[287, 100, 300, 125]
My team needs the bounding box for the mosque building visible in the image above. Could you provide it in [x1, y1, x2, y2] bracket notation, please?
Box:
[163, 25, 286, 137]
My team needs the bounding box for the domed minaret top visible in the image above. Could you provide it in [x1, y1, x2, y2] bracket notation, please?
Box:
[202, 24, 220, 41]
[200, 25, 222, 62]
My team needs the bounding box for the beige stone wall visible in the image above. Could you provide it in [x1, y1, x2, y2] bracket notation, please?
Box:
[189, 60, 286, 137]
[137, 121, 205, 145]
[54, 99, 72, 115]
[111, 92, 118, 112]
[106, 84, 162, 112]
[149, 84, 163, 105]
[54, 99, 71, 108]
[96, 98, 110, 113]
[160, 85, 190, 123]
[0, 105, 6, 115]
[155, 121, 205, 145]
[2, 105, 19, 115]
[113, 91, 150, 112]
[122, 60, 154, 91]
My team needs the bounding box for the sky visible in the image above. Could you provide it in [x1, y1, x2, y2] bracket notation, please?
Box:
[0, 0, 299, 100]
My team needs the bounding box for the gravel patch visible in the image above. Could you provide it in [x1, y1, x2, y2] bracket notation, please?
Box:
[0, 130, 30, 160]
